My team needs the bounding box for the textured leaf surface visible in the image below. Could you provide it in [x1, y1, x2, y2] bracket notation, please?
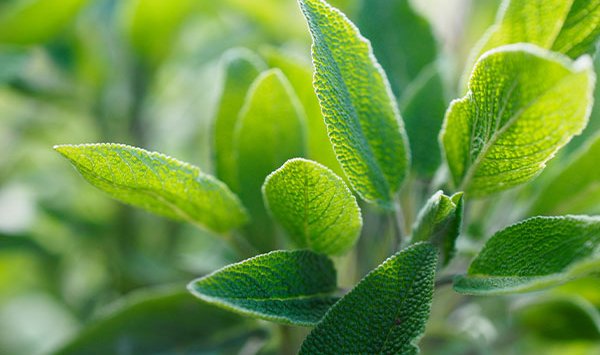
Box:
[300, 243, 437, 354]
[213, 48, 266, 191]
[472, 0, 600, 61]
[411, 191, 463, 266]
[454, 216, 600, 295]
[262, 158, 361, 255]
[55, 288, 264, 355]
[235, 69, 306, 251]
[262, 48, 342, 176]
[400, 65, 448, 177]
[356, 0, 437, 96]
[530, 134, 600, 215]
[441, 44, 595, 196]
[55, 143, 248, 233]
[188, 250, 338, 326]
[299, 0, 409, 209]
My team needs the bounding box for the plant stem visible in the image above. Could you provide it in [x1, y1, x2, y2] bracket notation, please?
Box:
[390, 201, 406, 251]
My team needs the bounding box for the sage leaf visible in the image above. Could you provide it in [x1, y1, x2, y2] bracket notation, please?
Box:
[262, 158, 362, 255]
[235, 68, 306, 251]
[454, 215, 600, 295]
[54, 143, 248, 233]
[300, 243, 437, 354]
[411, 191, 463, 266]
[356, 0, 438, 96]
[471, 0, 600, 62]
[213, 48, 266, 192]
[299, 0, 410, 209]
[54, 288, 264, 355]
[530, 134, 600, 215]
[441, 44, 595, 197]
[187, 250, 338, 326]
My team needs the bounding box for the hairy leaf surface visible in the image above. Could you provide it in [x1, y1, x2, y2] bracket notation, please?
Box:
[262, 158, 361, 255]
[300, 243, 437, 354]
[411, 191, 463, 266]
[55, 143, 248, 233]
[299, 0, 409, 209]
[454, 216, 600, 295]
[54, 288, 263, 355]
[213, 48, 266, 191]
[530, 134, 600, 215]
[472, 0, 600, 61]
[235, 68, 306, 251]
[441, 44, 595, 196]
[188, 250, 338, 326]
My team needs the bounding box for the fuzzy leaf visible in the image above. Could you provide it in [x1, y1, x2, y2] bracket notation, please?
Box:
[187, 250, 338, 326]
[300, 243, 437, 354]
[55, 143, 248, 233]
[530, 134, 600, 215]
[299, 0, 409, 209]
[235, 68, 306, 251]
[411, 191, 463, 266]
[213, 48, 266, 192]
[454, 216, 600, 295]
[54, 288, 264, 355]
[441, 44, 595, 197]
[262, 158, 361, 255]
[472, 0, 600, 61]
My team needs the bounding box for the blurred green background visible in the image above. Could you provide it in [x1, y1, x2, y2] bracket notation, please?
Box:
[1, 0, 599, 354]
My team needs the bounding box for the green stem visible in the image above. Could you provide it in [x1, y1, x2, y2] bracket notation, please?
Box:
[390, 201, 406, 251]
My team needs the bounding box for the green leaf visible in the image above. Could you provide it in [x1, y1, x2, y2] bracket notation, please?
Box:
[410, 191, 463, 266]
[356, 0, 438, 96]
[54, 287, 265, 355]
[300, 243, 437, 354]
[54, 143, 248, 234]
[235, 68, 306, 251]
[400, 65, 448, 177]
[299, 0, 410, 209]
[262, 158, 362, 255]
[454, 215, 600, 295]
[187, 250, 338, 326]
[441, 44, 595, 197]
[515, 296, 600, 341]
[213, 48, 266, 191]
[530, 134, 600, 215]
[471, 0, 600, 61]
[261, 48, 342, 176]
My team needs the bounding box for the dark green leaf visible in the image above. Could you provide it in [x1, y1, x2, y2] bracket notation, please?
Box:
[454, 216, 600, 295]
[262, 158, 361, 255]
[188, 250, 338, 326]
[55, 143, 248, 233]
[299, 0, 410, 209]
[300, 243, 437, 354]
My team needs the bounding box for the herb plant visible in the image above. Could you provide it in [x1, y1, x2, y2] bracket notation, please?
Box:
[51, 0, 600, 353]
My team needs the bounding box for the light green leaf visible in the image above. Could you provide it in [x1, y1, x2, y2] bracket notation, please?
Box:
[54, 143, 248, 234]
[411, 191, 463, 266]
[300, 243, 437, 354]
[235, 68, 306, 251]
[454, 215, 600, 295]
[471, 0, 600, 62]
[213, 48, 266, 191]
[54, 287, 264, 355]
[299, 0, 410, 209]
[187, 250, 338, 326]
[400, 65, 448, 177]
[262, 158, 361, 255]
[441, 44, 595, 197]
[530, 134, 600, 216]
[356, 0, 438, 96]
[515, 296, 600, 341]
[261, 48, 342, 176]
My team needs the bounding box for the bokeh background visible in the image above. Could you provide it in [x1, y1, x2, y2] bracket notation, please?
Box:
[1, 0, 599, 354]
